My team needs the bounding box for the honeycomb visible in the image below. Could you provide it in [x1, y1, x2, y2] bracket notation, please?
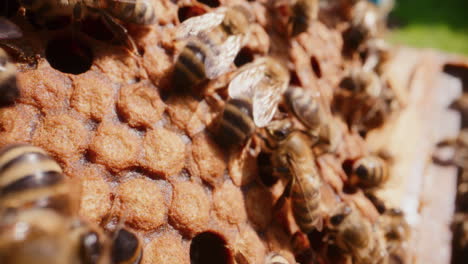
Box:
[0, 0, 447, 263]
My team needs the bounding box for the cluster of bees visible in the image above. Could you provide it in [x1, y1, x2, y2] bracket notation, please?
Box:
[171, 0, 409, 263]
[0, 0, 411, 263]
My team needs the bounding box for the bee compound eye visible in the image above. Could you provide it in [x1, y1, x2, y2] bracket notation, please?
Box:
[355, 164, 369, 179]
[112, 229, 140, 264]
[80, 231, 102, 264]
[330, 214, 345, 226]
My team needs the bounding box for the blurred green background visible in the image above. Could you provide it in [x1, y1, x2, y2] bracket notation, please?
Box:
[388, 0, 468, 55]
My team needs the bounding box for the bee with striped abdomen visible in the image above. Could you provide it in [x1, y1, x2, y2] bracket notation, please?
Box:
[349, 155, 389, 189]
[265, 120, 323, 233]
[0, 17, 22, 107]
[328, 205, 388, 264]
[285, 86, 323, 136]
[265, 252, 292, 264]
[285, 86, 340, 154]
[20, 0, 157, 53]
[173, 5, 253, 93]
[0, 144, 73, 213]
[217, 57, 289, 148]
[0, 144, 112, 264]
[289, 0, 319, 36]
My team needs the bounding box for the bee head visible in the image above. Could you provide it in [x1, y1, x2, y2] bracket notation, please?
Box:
[265, 120, 293, 142]
[329, 205, 352, 227]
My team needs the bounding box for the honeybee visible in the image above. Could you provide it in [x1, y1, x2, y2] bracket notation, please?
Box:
[433, 129, 468, 169]
[342, 0, 384, 54]
[289, 0, 319, 36]
[0, 144, 74, 213]
[0, 208, 110, 264]
[334, 68, 391, 134]
[328, 205, 388, 264]
[173, 5, 253, 93]
[265, 120, 323, 233]
[379, 208, 409, 256]
[217, 57, 289, 148]
[349, 155, 389, 189]
[0, 18, 22, 107]
[284, 86, 339, 154]
[111, 228, 142, 264]
[285, 86, 323, 135]
[265, 252, 292, 264]
[20, 0, 157, 52]
[361, 38, 392, 74]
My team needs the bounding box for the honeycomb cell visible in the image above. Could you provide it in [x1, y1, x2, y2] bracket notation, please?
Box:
[117, 178, 168, 230]
[169, 181, 210, 236]
[142, 232, 189, 264]
[71, 71, 115, 121]
[117, 81, 165, 128]
[78, 165, 112, 224]
[142, 127, 185, 177]
[245, 184, 274, 231]
[192, 132, 226, 186]
[166, 95, 204, 136]
[89, 121, 141, 171]
[16, 67, 72, 111]
[32, 111, 89, 162]
[0, 104, 39, 146]
[213, 181, 247, 225]
[143, 41, 174, 89]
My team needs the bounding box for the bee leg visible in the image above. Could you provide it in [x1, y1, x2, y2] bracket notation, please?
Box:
[90, 7, 139, 56]
[273, 178, 294, 213]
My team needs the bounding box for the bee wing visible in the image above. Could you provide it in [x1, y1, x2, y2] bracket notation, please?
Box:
[252, 77, 288, 127]
[204, 35, 242, 79]
[228, 64, 265, 100]
[0, 17, 22, 39]
[176, 9, 226, 39]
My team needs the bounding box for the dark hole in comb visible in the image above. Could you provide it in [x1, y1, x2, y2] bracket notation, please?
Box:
[258, 152, 279, 187]
[196, 0, 220, 8]
[46, 35, 93, 74]
[80, 16, 115, 42]
[0, 0, 19, 17]
[234, 47, 254, 67]
[178, 6, 207, 23]
[310, 56, 322, 79]
[190, 232, 232, 264]
[289, 71, 302, 86]
[341, 159, 354, 176]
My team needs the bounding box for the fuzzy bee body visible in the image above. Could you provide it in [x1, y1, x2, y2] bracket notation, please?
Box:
[266, 123, 323, 233]
[285, 86, 323, 134]
[334, 68, 390, 134]
[0, 18, 22, 107]
[329, 205, 387, 264]
[351, 155, 389, 188]
[343, 0, 382, 53]
[0, 144, 72, 214]
[0, 48, 19, 107]
[174, 5, 252, 93]
[20, 0, 156, 25]
[217, 98, 256, 148]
